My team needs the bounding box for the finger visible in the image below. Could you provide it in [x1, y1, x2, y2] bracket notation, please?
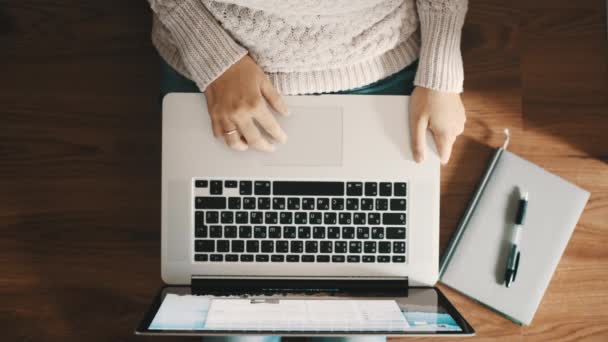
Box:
[253, 107, 288, 143]
[235, 116, 275, 152]
[210, 115, 223, 138]
[221, 119, 248, 151]
[260, 78, 289, 116]
[410, 115, 429, 163]
[432, 131, 456, 164]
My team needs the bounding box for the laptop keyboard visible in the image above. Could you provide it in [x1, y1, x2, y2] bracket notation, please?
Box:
[192, 179, 408, 264]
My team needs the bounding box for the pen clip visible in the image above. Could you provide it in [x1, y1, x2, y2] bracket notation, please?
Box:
[502, 128, 510, 150]
[513, 251, 520, 282]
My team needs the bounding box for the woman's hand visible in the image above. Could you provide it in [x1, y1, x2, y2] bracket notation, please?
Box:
[409, 87, 466, 164]
[204, 55, 289, 152]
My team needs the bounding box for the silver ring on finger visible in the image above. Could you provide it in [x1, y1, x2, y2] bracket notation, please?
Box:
[224, 129, 238, 136]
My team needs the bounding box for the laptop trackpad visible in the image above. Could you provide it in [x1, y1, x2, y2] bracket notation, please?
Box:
[262, 106, 343, 166]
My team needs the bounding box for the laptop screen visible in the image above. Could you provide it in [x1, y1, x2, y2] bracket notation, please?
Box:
[137, 286, 473, 335]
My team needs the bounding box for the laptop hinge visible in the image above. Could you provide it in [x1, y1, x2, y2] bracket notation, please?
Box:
[190, 276, 408, 296]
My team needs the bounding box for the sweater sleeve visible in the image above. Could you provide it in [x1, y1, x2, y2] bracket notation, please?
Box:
[148, 0, 248, 91]
[414, 0, 468, 93]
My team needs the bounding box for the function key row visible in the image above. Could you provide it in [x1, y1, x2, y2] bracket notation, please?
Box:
[195, 180, 407, 197]
[195, 197, 406, 212]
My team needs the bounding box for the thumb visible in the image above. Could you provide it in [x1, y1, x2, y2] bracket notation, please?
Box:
[432, 131, 455, 164]
[261, 78, 289, 116]
[410, 115, 429, 163]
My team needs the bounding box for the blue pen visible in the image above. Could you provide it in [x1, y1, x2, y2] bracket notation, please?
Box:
[504, 191, 528, 288]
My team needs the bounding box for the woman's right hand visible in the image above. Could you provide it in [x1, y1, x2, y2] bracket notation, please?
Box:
[203, 55, 289, 152]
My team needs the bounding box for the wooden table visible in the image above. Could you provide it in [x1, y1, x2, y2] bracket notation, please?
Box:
[1, 1, 606, 341]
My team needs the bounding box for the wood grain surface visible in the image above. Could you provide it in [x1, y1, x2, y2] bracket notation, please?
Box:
[1, 1, 606, 341]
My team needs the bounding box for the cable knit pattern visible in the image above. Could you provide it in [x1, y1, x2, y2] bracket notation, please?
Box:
[149, 0, 467, 94]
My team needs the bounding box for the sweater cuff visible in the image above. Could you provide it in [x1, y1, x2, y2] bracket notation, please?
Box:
[159, 0, 247, 91]
[414, 3, 467, 93]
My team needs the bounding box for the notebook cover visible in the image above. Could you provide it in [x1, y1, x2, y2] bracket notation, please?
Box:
[439, 150, 590, 325]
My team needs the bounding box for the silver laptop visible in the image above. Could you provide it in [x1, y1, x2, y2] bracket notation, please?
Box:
[136, 93, 474, 336]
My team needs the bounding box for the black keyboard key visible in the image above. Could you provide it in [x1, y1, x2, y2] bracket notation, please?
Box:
[371, 227, 384, 239]
[305, 241, 318, 253]
[195, 240, 214, 252]
[273, 181, 344, 196]
[196, 197, 226, 209]
[392, 256, 406, 263]
[298, 226, 311, 239]
[357, 227, 370, 239]
[261, 240, 274, 253]
[342, 227, 355, 239]
[290, 241, 303, 253]
[276, 240, 289, 253]
[210, 181, 223, 195]
[283, 226, 296, 238]
[195, 225, 208, 238]
[378, 255, 390, 263]
[287, 197, 300, 210]
[364, 182, 377, 196]
[195, 211, 205, 228]
[287, 255, 300, 262]
[210, 254, 223, 262]
[206, 211, 219, 224]
[246, 240, 259, 253]
[364, 241, 376, 253]
[368, 213, 381, 225]
[349, 241, 362, 253]
[302, 255, 315, 262]
[387, 227, 406, 239]
[195, 180, 208, 188]
[228, 197, 241, 209]
[317, 198, 330, 210]
[379, 182, 392, 196]
[317, 255, 330, 262]
[393, 241, 406, 254]
[268, 226, 281, 238]
[254, 181, 271, 195]
[258, 197, 271, 210]
[226, 254, 238, 262]
[309, 212, 322, 224]
[346, 198, 359, 211]
[265, 212, 278, 224]
[390, 198, 406, 211]
[376, 198, 388, 211]
[348, 255, 361, 263]
[254, 226, 267, 238]
[328, 227, 340, 239]
[241, 254, 254, 262]
[239, 226, 252, 238]
[243, 197, 256, 210]
[294, 212, 307, 224]
[224, 225, 237, 238]
[331, 198, 344, 210]
[271, 254, 285, 262]
[361, 198, 374, 211]
[334, 241, 347, 253]
[346, 182, 363, 196]
[221, 211, 233, 224]
[320, 241, 333, 253]
[379, 241, 391, 253]
[353, 212, 366, 225]
[339, 212, 352, 225]
[383, 213, 406, 225]
[225, 180, 237, 188]
[232, 240, 245, 252]
[210, 225, 222, 238]
[394, 182, 407, 197]
[250, 211, 263, 224]
[324, 212, 337, 225]
[313, 226, 326, 239]
[273, 197, 286, 210]
[256, 254, 270, 262]
[302, 198, 315, 210]
[239, 181, 252, 195]
[363, 255, 375, 263]
[235, 211, 248, 224]
[280, 212, 293, 224]
[332, 255, 345, 263]
[195, 254, 208, 262]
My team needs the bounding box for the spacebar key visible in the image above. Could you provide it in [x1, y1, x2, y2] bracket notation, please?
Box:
[273, 181, 344, 196]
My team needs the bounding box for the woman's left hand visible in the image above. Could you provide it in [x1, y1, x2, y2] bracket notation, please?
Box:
[409, 86, 466, 164]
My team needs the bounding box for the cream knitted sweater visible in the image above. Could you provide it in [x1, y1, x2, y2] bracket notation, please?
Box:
[149, 0, 468, 95]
